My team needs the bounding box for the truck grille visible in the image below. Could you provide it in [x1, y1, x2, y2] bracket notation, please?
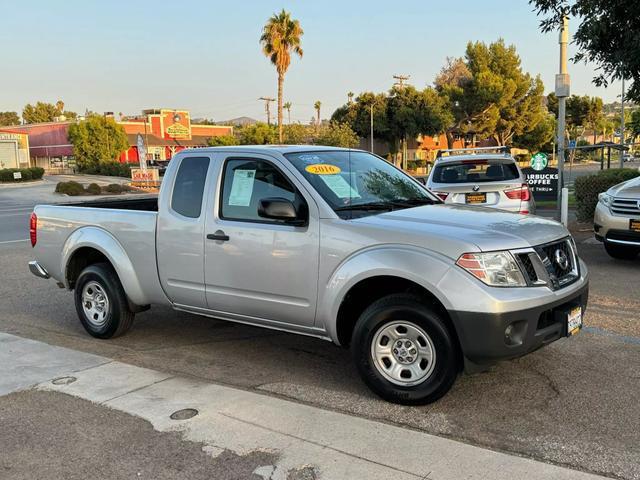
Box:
[534, 239, 579, 290]
[515, 238, 579, 290]
[611, 197, 640, 215]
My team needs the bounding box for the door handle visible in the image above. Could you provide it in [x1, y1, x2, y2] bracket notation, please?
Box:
[207, 231, 230, 242]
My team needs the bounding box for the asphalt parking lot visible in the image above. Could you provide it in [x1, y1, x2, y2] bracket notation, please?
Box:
[0, 189, 639, 479]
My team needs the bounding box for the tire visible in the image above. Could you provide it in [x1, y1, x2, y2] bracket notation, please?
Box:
[351, 293, 459, 405]
[604, 241, 639, 260]
[74, 263, 134, 339]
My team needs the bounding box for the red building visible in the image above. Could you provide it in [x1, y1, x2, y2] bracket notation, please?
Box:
[118, 109, 233, 162]
[7, 109, 233, 172]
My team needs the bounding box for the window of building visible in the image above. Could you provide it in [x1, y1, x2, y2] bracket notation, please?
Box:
[171, 156, 210, 218]
[220, 158, 300, 223]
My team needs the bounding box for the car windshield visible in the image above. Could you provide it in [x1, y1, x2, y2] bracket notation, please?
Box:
[285, 150, 438, 218]
[432, 159, 519, 184]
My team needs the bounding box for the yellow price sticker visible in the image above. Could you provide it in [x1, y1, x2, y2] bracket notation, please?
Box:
[305, 164, 341, 175]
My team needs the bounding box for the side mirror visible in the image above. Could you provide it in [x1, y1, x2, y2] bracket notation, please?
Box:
[258, 197, 306, 225]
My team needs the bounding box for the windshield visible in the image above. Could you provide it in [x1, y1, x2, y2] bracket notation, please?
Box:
[285, 150, 438, 218]
[432, 159, 519, 184]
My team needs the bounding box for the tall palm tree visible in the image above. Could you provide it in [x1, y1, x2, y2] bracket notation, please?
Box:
[260, 10, 303, 143]
[284, 101, 292, 124]
[314, 100, 322, 127]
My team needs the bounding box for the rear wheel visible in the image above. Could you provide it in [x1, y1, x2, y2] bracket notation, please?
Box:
[604, 241, 639, 260]
[74, 263, 134, 339]
[351, 294, 459, 405]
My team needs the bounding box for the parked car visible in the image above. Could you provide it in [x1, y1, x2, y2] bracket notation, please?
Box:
[594, 175, 640, 259]
[426, 147, 535, 214]
[622, 152, 633, 163]
[28, 146, 588, 404]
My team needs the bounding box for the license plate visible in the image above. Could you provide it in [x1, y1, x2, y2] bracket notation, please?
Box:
[567, 306, 582, 336]
[630, 219, 640, 232]
[466, 192, 486, 204]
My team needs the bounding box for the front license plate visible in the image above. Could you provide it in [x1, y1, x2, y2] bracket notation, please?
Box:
[567, 306, 582, 336]
[466, 192, 486, 204]
[630, 219, 640, 232]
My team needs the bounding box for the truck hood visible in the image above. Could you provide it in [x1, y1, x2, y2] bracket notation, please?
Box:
[353, 204, 569, 252]
[609, 176, 640, 197]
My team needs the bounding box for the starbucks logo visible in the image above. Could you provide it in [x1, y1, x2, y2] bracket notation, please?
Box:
[530, 153, 548, 171]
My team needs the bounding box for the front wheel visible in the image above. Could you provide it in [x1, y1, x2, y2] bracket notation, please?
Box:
[74, 263, 134, 339]
[604, 241, 639, 260]
[351, 294, 459, 405]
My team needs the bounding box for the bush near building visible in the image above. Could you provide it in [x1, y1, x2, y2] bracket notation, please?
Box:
[55, 181, 85, 196]
[0, 167, 45, 182]
[574, 168, 640, 221]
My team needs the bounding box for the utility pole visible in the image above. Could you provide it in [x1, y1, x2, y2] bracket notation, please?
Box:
[393, 74, 410, 89]
[258, 97, 275, 125]
[555, 16, 570, 225]
[370, 104, 374, 153]
[620, 76, 625, 168]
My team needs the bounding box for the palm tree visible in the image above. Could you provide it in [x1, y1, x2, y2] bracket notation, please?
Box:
[260, 10, 304, 143]
[347, 92, 354, 104]
[284, 101, 292, 124]
[314, 100, 322, 126]
[55, 100, 64, 116]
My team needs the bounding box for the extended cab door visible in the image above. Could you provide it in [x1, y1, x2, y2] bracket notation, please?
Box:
[203, 154, 320, 327]
[157, 154, 213, 307]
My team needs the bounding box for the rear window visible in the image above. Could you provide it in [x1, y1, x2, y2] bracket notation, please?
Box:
[171, 156, 210, 218]
[432, 160, 519, 184]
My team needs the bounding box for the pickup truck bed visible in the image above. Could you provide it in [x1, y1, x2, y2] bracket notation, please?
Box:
[61, 196, 158, 211]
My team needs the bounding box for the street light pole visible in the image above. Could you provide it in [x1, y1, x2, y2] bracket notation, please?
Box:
[555, 15, 570, 225]
[620, 76, 625, 168]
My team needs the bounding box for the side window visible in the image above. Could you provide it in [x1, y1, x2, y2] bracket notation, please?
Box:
[171, 156, 210, 218]
[220, 158, 299, 223]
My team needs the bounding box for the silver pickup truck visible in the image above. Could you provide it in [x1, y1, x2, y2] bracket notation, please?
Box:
[29, 146, 589, 404]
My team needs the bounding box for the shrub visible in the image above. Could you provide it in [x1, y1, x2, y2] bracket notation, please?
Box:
[29, 167, 45, 179]
[79, 162, 132, 177]
[0, 167, 42, 182]
[86, 183, 102, 195]
[105, 183, 124, 193]
[574, 168, 640, 221]
[55, 181, 85, 196]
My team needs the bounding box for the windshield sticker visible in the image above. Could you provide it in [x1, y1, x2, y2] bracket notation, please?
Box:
[306, 164, 341, 175]
[228, 169, 256, 206]
[319, 174, 360, 199]
[299, 154, 322, 162]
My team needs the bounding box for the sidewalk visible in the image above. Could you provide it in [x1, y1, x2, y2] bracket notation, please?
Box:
[0, 332, 606, 480]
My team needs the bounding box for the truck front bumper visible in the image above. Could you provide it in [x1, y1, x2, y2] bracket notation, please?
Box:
[449, 281, 589, 365]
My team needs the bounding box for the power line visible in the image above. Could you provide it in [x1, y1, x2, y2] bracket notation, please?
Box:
[393, 74, 410, 88]
[258, 97, 275, 125]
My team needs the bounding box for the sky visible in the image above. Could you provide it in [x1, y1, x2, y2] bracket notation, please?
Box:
[0, 0, 624, 124]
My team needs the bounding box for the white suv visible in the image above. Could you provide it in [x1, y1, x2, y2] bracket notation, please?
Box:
[426, 147, 535, 214]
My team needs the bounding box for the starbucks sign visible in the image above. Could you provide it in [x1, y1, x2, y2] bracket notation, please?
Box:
[530, 152, 548, 171]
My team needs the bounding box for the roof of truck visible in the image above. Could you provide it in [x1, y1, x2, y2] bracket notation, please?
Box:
[177, 145, 364, 155]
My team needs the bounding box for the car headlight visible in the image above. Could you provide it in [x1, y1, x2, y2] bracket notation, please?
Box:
[598, 192, 613, 206]
[456, 251, 526, 287]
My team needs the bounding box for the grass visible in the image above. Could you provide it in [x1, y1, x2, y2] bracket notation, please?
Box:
[536, 192, 576, 209]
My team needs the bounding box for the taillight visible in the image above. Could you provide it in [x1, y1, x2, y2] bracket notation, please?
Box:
[30, 212, 37, 247]
[504, 184, 530, 201]
[433, 191, 449, 201]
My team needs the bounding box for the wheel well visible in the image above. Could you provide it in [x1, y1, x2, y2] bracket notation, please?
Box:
[66, 247, 111, 289]
[336, 276, 461, 354]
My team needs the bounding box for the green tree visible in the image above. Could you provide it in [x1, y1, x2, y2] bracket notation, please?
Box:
[547, 94, 604, 142]
[237, 122, 278, 145]
[207, 135, 239, 146]
[68, 115, 129, 170]
[260, 9, 303, 143]
[315, 122, 359, 148]
[282, 123, 311, 144]
[22, 100, 77, 123]
[630, 110, 640, 142]
[314, 100, 322, 126]
[436, 40, 547, 147]
[513, 113, 556, 152]
[331, 92, 389, 142]
[283, 102, 292, 124]
[531, 0, 640, 103]
[0, 111, 20, 126]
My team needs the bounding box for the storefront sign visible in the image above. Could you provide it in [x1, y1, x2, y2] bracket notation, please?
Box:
[166, 123, 190, 139]
[522, 166, 558, 201]
[13, 172, 22, 180]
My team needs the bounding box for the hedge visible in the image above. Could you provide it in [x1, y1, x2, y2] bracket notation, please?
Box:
[79, 162, 133, 177]
[0, 167, 45, 182]
[55, 181, 86, 196]
[574, 168, 640, 222]
[86, 183, 102, 195]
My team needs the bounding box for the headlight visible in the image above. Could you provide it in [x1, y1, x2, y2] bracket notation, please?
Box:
[456, 251, 526, 287]
[598, 192, 613, 206]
